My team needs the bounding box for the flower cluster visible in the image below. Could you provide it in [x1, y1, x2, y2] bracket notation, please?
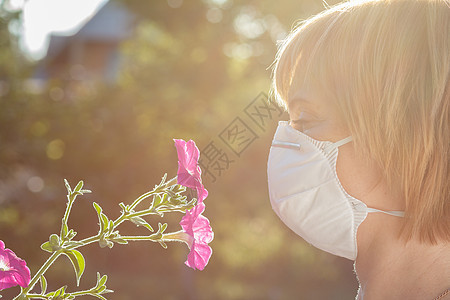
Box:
[0, 138, 213, 299]
[173, 139, 214, 270]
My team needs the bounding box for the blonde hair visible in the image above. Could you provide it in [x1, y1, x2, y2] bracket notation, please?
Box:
[272, 0, 450, 243]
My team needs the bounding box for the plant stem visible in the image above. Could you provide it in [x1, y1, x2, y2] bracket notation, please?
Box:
[121, 235, 157, 241]
[22, 294, 47, 300]
[66, 234, 101, 250]
[15, 176, 180, 299]
[15, 251, 62, 299]
[129, 176, 178, 210]
[62, 197, 74, 227]
[60, 197, 74, 238]
[113, 176, 177, 228]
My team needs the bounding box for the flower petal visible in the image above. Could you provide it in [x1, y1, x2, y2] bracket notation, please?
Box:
[185, 242, 212, 271]
[174, 139, 204, 191]
[180, 203, 214, 270]
[191, 214, 214, 244]
[176, 168, 201, 190]
[180, 203, 205, 235]
[174, 139, 200, 174]
[0, 240, 31, 290]
[196, 185, 208, 204]
[7, 254, 31, 288]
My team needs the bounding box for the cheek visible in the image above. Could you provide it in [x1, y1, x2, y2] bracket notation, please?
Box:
[335, 145, 382, 201]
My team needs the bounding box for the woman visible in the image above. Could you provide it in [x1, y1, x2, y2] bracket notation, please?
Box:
[267, 0, 449, 298]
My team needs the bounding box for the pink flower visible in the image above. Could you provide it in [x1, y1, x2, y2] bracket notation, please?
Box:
[174, 139, 208, 203]
[172, 139, 213, 270]
[0, 240, 31, 290]
[179, 203, 214, 270]
[195, 185, 208, 204]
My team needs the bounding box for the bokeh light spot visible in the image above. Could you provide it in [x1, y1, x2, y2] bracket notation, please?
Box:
[27, 176, 44, 193]
[0, 207, 19, 225]
[30, 121, 49, 137]
[46, 139, 65, 160]
[206, 8, 223, 23]
[49, 87, 64, 101]
[233, 7, 266, 39]
[167, 0, 183, 8]
[223, 42, 253, 60]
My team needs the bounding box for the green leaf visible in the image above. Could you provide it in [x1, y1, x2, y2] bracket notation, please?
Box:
[101, 214, 109, 231]
[152, 194, 163, 207]
[74, 180, 84, 193]
[106, 241, 114, 248]
[158, 222, 168, 233]
[49, 234, 60, 247]
[93, 202, 102, 215]
[67, 229, 77, 240]
[40, 241, 53, 253]
[158, 240, 168, 249]
[92, 272, 114, 299]
[61, 222, 69, 239]
[91, 273, 114, 299]
[93, 202, 106, 232]
[64, 179, 72, 195]
[53, 285, 67, 297]
[161, 193, 169, 204]
[158, 173, 167, 187]
[40, 275, 47, 294]
[62, 250, 85, 286]
[112, 237, 128, 245]
[118, 202, 127, 211]
[107, 220, 114, 235]
[97, 273, 107, 287]
[129, 216, 154, 231]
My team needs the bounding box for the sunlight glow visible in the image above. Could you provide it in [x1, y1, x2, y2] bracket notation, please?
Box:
[21, 0, 108, 59]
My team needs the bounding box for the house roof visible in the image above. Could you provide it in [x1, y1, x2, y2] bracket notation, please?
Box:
[76, 0, 134, 41]
[45, 1, 134, 59]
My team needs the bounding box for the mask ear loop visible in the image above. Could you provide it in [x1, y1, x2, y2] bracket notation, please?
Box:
[366, 208, 405, 217]
[323, 136, 353, 153]
[323, 137, 406, 218]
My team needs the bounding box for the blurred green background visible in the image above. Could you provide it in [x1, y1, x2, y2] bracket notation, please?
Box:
[0, 0, 358, 299]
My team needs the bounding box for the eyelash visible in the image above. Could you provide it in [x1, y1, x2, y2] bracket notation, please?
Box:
[290, 113, 322, 131]
[291, 119, 311, 131]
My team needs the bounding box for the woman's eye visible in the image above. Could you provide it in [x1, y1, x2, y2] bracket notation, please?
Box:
[290, 118, 312, 131]
[290, 112, 322, 132]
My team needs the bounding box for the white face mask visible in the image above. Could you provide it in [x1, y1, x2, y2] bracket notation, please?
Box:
[267, 121, 404, 260]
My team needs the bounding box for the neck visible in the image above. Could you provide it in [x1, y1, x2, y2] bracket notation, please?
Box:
[355, 214, 450, 299]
